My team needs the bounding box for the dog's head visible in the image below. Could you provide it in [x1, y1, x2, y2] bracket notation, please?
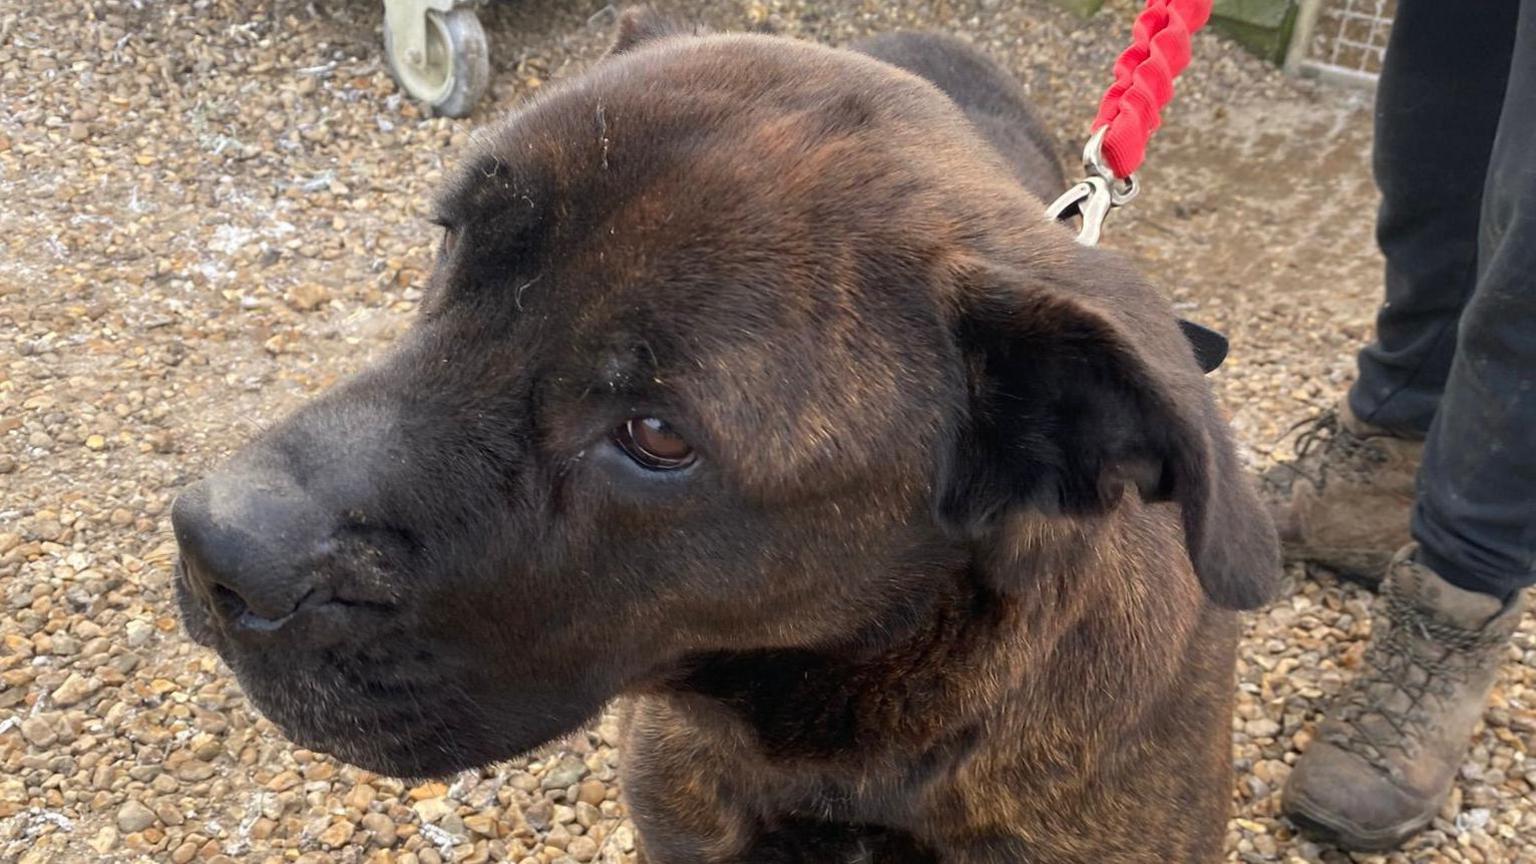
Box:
[172, 12, 1276, 777]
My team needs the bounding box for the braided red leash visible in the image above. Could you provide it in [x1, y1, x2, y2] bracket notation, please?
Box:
[1091, 0, 1213, 178]
[1045, 0, 1214, 244]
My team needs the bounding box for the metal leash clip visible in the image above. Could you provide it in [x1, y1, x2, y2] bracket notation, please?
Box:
[1044, 127, 1140, 246]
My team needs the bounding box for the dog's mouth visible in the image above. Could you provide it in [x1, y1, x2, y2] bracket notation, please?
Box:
[174, 556, 600, 777]
[174, 558, 221, 648]
[236, 641, 486, 774]
[173, 557, 455, 771]
[227, 638, 603, 778]
[179, 597, 492, 775]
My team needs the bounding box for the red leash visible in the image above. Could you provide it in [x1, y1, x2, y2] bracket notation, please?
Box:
[1046, 0, 1214, 245]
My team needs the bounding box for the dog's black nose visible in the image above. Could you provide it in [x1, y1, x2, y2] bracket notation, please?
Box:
[172, 470, 334, 631]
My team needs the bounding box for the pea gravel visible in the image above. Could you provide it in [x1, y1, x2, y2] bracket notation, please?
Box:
[1, 0, 1532, 862]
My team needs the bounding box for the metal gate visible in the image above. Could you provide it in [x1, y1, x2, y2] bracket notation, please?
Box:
[1289, 0, 1396, 86]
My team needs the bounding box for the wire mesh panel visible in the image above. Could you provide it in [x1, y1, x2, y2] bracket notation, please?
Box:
[1296, 0, 1396, 84]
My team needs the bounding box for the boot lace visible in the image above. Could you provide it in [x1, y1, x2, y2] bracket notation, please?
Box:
[1278, 408, 1390, 491]
[1322, 580, 1506, 774]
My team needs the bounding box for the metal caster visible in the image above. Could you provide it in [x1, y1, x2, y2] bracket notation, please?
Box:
[382, 0, 491, 118]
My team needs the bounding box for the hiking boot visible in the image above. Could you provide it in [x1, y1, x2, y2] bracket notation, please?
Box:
[1282, 547, 1525, 851]
[1262, 399, 1424, 582]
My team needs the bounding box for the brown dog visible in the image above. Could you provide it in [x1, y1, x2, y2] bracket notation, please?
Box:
[171, 10, 1278, 863]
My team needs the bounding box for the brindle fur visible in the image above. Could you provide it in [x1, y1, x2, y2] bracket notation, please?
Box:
[173, 10, 1277, 863]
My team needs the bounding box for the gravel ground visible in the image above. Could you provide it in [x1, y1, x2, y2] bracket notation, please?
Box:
[1, 0, 1532, 862]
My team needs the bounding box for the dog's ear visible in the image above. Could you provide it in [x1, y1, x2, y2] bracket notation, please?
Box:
[940, 254, 1279, 610]
[1178, 319, 1228, 374]
[607, 6, 696, 56]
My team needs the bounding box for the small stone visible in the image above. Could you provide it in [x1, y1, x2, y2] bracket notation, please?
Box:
[125, 619, 154, 647]
[1291, 727, 1314, 752]
[541, 755, 588, 789]
[576, 780, 606, 806]
[439, 812, 468, 841]
[0, 455, 16, 474]
[175, 759, 216, 782]
[460, 811, 497, 836]
[408, 781, 449, 800]
[2, 636, 32, 662]
[464, 778, 502, 809]
[525, 799, 554, 831]
[150, 773, 179, 793]
[360, 811, 398, 847]
[612, 824, 636, 852]
[266, 770, 302, 792]
[85, 434, 107, 450]
[286, 283, 329, 312]
[596, 717, 623, 747]
[412, 796, 454, 823]
[249, 817, 277, 840]
[1, 778, 25, 803]
[49, 633, 80, 656]
[566, 835, 599, 862]
[149, 431, 178, 454]
[544, 823, 572, 850]
[345, 782, 376, 810]
[20, 716, 58, 748]
[1245, 718, 1280, 739]
[508, 773, 540, 793]
[116, 799, 157, 833]
[319, 818, 355, 847]
[303, 760, 336, 781]
[154, 801, 185, 826]
[87, 825, 118, 854]
[51, 672, 102, 707]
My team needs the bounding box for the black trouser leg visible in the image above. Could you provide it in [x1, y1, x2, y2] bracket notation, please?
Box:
[1411, 0, 1536, 599]
[1347, 0, 1519, 435]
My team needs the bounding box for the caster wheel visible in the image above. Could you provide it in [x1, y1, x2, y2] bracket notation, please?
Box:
[384, 6, 490, 118]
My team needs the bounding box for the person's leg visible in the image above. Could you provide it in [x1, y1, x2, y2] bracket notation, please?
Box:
[1412, 0, 1536, 600]
[1284, 1, 1534, 849]
[1268, 0, 1520, 580]
[1348, 0, 1517, 435]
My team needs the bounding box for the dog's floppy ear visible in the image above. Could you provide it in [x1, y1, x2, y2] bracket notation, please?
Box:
[940, 254, 1279, 610]
[1178, 319, 1228, 374]
[607, 6, 697, 56]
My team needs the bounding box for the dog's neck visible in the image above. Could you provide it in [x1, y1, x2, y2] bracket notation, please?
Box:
[660, 503, 1208, 767]
[663, 568, 1003, 761]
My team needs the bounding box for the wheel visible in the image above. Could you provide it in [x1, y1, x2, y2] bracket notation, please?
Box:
[384, 6, 491, 118]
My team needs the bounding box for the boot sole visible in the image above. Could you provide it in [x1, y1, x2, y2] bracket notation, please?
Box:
[1285, 797, 1435, 852]
[1312, 562, 1384, 591]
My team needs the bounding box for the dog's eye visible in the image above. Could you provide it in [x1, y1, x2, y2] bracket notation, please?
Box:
[614, 418, 696, 471]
